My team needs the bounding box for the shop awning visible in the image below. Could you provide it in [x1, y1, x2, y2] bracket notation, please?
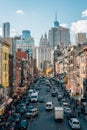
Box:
[7, 98, 13, 104]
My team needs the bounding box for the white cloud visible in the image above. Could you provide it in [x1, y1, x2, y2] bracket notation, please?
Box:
[60, 23, 67, 28]
[82, 9, 87, 17]
[71, 20, 87, 33]
[16, 10, 24, 14]
[10, 29, 20, 37]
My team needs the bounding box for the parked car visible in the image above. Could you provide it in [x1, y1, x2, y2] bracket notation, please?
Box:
[15, 113, 20, 122]
[68, 118, 80, 129]
[45, 102, 54, 111]
[20, 107, 26, 114]
[19, 119, 28, 129]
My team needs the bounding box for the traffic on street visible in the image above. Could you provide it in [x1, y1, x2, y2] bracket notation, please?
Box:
[0, 77, 87, 130]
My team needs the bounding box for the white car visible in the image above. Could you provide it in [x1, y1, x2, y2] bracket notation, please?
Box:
[45, 102, 54, 111]
[30, 92, 38, 102]
[68, 118, 80, 129]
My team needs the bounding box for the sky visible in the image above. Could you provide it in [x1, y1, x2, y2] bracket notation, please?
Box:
[0, 0, 87, 46]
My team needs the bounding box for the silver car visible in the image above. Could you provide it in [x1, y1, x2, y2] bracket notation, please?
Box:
[68, 118, 80, 129]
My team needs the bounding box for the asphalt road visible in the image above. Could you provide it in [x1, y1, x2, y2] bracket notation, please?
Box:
[27, 79, 87, 130]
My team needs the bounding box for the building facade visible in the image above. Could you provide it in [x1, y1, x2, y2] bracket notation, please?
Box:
[56, 42, 87, 100]
[0, 40, 3, 99]
[36, 33, 53, 73]
[1, 38, 15, 96]
[2, 40, 10, 97]
[15, 38, 34, 58]
[16, 49, 28, 87]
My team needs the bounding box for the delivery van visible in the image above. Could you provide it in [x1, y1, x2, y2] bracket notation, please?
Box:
[54, 107, 64, 121]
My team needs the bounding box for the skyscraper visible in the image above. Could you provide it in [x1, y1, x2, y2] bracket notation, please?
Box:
[48, 14, 70, 49]
[3, 22, 10, 38]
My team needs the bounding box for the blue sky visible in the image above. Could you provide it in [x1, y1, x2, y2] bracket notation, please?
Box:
[0, 0, 87, 45]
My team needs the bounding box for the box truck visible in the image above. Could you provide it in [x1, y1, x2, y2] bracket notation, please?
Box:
[54, 107, 63, 120]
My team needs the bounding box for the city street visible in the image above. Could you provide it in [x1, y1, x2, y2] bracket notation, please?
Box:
[27, 78, 87, 130]
[0, 1, 87, 130]
[0, 78, 87, 130]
